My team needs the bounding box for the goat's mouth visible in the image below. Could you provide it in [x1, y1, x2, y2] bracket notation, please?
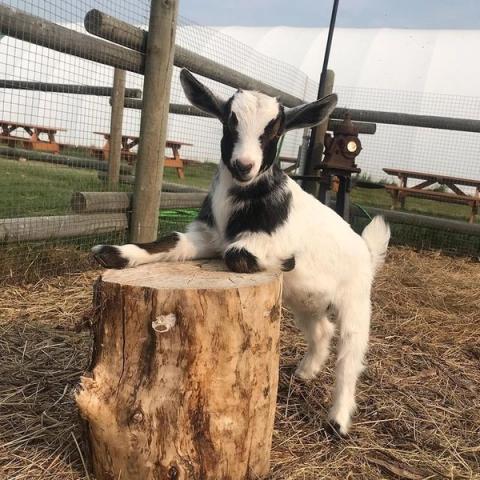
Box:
[232, 173, 253, 184]
[231, 167, 255, 184]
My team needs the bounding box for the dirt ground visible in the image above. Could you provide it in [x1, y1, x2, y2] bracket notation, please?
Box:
[0, 247, 479, 479]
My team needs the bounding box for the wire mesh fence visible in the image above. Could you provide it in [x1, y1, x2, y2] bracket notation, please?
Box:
[0, 0, 479, 283]
[0, 0, 316, 281]
[335, 86, 480, 256]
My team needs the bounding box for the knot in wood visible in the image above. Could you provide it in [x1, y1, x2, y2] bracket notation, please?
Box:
[132, 410, 144, 423]
[167, 465, 179, 479]
[152, 313, 176, 333]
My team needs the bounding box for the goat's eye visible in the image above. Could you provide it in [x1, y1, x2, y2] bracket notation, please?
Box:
[266, 117, 282, 138]
[228, 112, 238, 131]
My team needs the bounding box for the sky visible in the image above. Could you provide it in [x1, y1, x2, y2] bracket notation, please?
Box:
[179, 0, 480, 29]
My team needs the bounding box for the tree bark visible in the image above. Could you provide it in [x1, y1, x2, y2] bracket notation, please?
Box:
[76, 260, 282, 480]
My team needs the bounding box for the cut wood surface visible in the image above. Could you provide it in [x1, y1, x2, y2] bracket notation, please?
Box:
[76, 260, 282, 480]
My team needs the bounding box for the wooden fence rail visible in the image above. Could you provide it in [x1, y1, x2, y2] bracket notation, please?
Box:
[122, 99, 377, 134]
[0, 5, 144, 73]
[0, 213, 128, 243]
[0, 79, 141, 98]
[84, 9, 305, 108]
[71, 191, 207, 213]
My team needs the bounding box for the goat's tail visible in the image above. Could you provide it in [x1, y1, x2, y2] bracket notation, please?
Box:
[361, 215, 391, 274]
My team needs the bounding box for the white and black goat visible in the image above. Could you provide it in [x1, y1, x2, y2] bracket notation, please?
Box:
[92, 69, 390, 435]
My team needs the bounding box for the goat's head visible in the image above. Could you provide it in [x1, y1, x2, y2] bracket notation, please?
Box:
[180, 69, 338, 184]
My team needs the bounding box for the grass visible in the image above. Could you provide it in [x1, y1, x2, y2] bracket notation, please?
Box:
[0, 155, 478, 272]
[0, 247, 479, 479]
[0, 157, 215, 217]
[0, 157, 108, 217]
[350, 186, 477, 223]
[1, 156, 476, 223]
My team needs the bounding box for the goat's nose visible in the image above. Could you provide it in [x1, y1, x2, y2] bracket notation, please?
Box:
[234, 160, 253, 174]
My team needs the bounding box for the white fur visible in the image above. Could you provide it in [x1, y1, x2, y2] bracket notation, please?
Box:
[230, 91, 280, 181]
[93, 91, 390, 436]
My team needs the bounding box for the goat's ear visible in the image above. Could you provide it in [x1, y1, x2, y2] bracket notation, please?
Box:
[284, 94, 338, 131]
[180, 69, 226, 121]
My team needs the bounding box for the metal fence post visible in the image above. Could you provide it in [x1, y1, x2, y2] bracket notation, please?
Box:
[107, 68, 126, 186]
[130, 0, 179, 243]
[302, 69, 335, 196]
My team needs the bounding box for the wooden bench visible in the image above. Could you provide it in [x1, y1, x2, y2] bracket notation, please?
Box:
[383, 168, 480, 223]
[0, 120, 66, 154]
[93, 132, 191, 179]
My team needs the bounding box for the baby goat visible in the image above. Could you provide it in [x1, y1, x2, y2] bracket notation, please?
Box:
[92, 69, 390, 435]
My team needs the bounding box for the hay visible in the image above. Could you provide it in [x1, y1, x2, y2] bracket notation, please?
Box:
[0, 248, 479, 479]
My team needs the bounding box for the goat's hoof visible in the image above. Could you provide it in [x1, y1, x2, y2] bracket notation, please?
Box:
[294, 366, 317, 380]
[92, 245, 129, 269]
[325, 420, 347, 439]
[294, 356, 322, 380]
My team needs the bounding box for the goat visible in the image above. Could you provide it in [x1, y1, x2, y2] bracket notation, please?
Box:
[92, 69, 391, 435]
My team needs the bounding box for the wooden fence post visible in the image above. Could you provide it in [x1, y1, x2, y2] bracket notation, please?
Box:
[76, 260, 282, 480]
[302, 69, 335, 196]
[107, 68, 126, 185]
[129, 0, 178, 242]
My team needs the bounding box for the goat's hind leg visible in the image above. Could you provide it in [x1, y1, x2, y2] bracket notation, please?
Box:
[92, 221, 218, 269]
[328, 293, 371, 436]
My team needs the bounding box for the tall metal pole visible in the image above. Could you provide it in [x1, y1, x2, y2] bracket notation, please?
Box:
[130, 0, 179, 242]
[301, 0, 339, 195]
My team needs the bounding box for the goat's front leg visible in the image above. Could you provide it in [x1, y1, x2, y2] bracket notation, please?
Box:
[223, 234, 295, 274]
[92, 220, 219, 269]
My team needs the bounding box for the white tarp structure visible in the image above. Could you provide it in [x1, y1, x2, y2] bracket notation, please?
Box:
[1, 24, 479, 182]
[216, 27, 480, 96]
[216, 27, 480, 184]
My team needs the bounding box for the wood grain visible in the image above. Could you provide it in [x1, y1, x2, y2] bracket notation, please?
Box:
[76, 260, 282, 480]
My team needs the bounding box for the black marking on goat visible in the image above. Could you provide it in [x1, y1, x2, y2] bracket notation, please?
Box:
[133, 232, 179, 254]
[281, 255, 295, 272]
[225, 248, 261, 273]
[226, 166, 291, 240]
[259, 107, 285, 173]
[220, 98, 239, 177]
[180, 69, 226, 120]
[197, 193, 215, 228]
[325, 420, 347, 440]
[93, 245, 129, 269]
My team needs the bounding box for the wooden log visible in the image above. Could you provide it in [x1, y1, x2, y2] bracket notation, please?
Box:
[350, 204, 480, 236]
[331, 107, 480, 134]
[130, 0, 179, 243]
[0, 213, 127, 242]
[76, 260, 282, 480]
[0, 146, 133, 174]
[0, 79, 141, 98]
[124, 100, 378, 134]
[107, 69, 126, 185]
[71, 191, 207, 213]
[84, 9, 304, 108]
[84, 9, 148, 53]
[0, 5, 144, 74]
[71, 192, 131, 213]
[97, 171, 208, 192]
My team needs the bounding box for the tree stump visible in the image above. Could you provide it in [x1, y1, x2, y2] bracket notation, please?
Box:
[76, 260, 282, 480]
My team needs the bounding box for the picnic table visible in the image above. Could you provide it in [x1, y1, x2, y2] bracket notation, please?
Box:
[93, 132, 192, 179]
[0, 120, 66, 153]
[383, 168, 480, 223]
